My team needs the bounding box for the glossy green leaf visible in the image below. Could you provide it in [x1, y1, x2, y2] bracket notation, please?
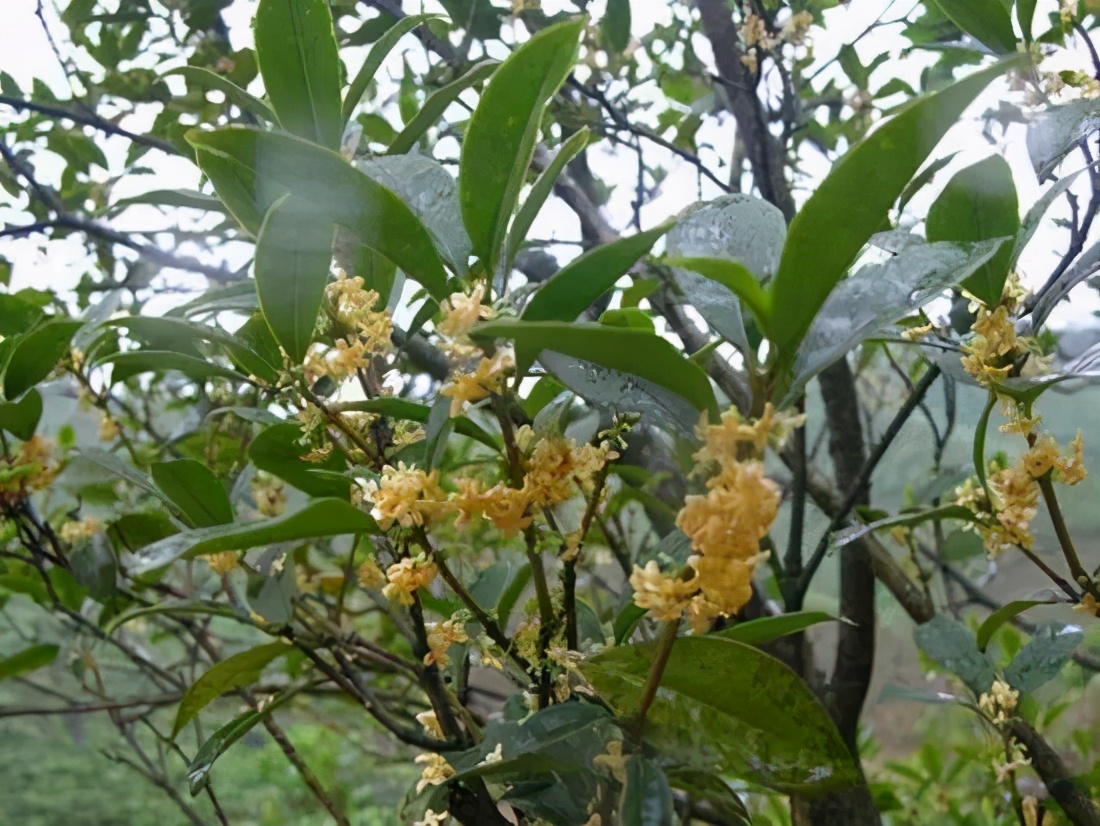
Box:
[254, 194, 334, 363]
[4, 320, 82, 400]
[926, 156, 1019, 306]
[913, 614, 995, 695]
[1018, 0, 1038, 44]
[173, 642, 289, 737]
[471, 320, 719, 419]
[716, 611, 839, 646]
[0, 294, 45, 336]
[337, 398, 499, 450]
[0, 644, 59, 681]
[99, 351, 247, 385]
[460, 17, 585, 270]
[523, 223, 672, 325]
[130, 498, 378, 574]
[255, 0, 343, 148]
[582, 636, 858, 792]
[666, 770, 752, 826]
[976, 600, 1055, 652]
[505, 127, 590, 271]
[388, 59, 497, 155]
[151, 460, 234, 529]
[927, 0, 1017, 53]
[603, 0, 632, 53]
[343, 15, 438, 122]
[188, 128, 450, 300]
[1004, 622, 1083, 694]
[621, 757, 674, 826]
[667, 256, 772, 335]
[0, 388, 43, 440]
[188, 150, 264, 236]
[165, 66, 277, 123]
[187, 686, 300, 794]
[769, 57, 1021, 355]
[249, 423, 351, 498]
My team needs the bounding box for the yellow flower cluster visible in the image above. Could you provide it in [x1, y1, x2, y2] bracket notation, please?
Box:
[629, 407, 794, 629]
[356, 558, 385, 589]
[203, 551, 239, 575]
[961, 306, 1018, 387]
[365, 432, 617, 538]
[0, 436, 57, 504]
[98, 413, 120, 442]
[978, 678, 1019, 726]
[326, 272, 393, 352]
[59, 517, 102, 545]
[366, 463, 447, 529]
[628, 561, 697, 622]
[382, 555, 438, 605]
[251, 473, 287, 517]
[423, 619, 467, 668]
[441, 350, 513, 416]
[437, 284, 492, 343]
[414, 752, 454, 794]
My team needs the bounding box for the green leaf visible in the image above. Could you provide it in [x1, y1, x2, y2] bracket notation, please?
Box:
[173, 642, 289, 738]
[0, 644, 59, 681]
[187, 686, 300, 794]
[1018, 0, 1038, 44]
[621, 757, 674, 826]
[716, 611, 839, 646]
[165, 66, 277, 123]
[1004, 623, 1083, 694]
[927, 0, 1017, 53]
[76, 448, 171, 504]
[4, 320, 82, 400]
[897, 152, 959, 213]
[471, 320, 719, 419]
[0, 389, 43, 440]
[0, 294, 44, 336]
[913, 614, 995, 695]
[603, 0, 632, 53]
[388, 59, 497, 155]
[254, 194, 334, 363]
[98, 351, 247, 385]
[768, 57, 1021, 355]
[666, 256, 772, 336]
[505, 127, 590, 272]
[151, 460, 234, 528]
[523, 223, 672, 325]
[665, 770, 752, 826]
[582, 637, 858, 792]
[130, 499, 378, 574]
[337, 398, 499, 450]
[255, 0, 343, 148]
[926, 155, 1019, 305]
[249, 423, 351, 498]
[976, 600, 1055, 652]
[460, 17, 585, 270]
[110, 188, 228, 216]
[188, 128, 450, 300]
[70, 535, 117, 599]
[343, 15, 439, 122]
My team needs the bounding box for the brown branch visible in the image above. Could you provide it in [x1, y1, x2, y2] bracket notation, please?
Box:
[0, 94, 178, 155]
[1009, 719, 1100, 826]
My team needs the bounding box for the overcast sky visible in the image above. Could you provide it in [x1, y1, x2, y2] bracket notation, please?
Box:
[1, 0, 1097, 331]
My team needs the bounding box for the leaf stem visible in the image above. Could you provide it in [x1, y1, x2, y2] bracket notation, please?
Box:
[1037, 475, 1098, 600]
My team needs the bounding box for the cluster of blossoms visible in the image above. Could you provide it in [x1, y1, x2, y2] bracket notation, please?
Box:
[432, 285, 516, 416]
[302, 272, 394, 384]
[956, 291, 1087, 556]
[630, 404, 803, 632]
[0, 436, 57, 505]
[978, 678, 1019, 727]
[738, 7, 814, 72]
[58, 516, 101, 545]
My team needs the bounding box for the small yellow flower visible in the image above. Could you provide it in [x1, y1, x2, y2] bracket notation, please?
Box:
[1074, 592, 1100, 618]
[1023, 434, 1060, 479]
[414, 810, 449, 826]
[203, 551, 239, 575]
[252, 474, 287, 517]
[356, 558, 385, 589]
[438, 284, 492, 340]
[326, 271, 394, 353]
[901, 322, 935, 342]
[368, 462, 447, 529]
[739, 13, 777, 49]
[523, 436, 616, 507]
[424, 619, 468, 668]
[414, 752, 454, 794]
[629, 561, 698, 622]
[98, 414, 120, 442]
[978, 678, 1019, 726]
[1056, 430, 1087, 485]
[416, 710, 444, 739]
[961, 306, 1018, 387]
[593, 741, 629, 784]
[440, 350, 512, 416]
[59, 517, 101, 544]
[478, 743, 503, 767]
[382, 555, 438, 605]
[780, 9, 814, 45]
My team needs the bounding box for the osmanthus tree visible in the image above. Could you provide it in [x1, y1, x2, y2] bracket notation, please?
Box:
[5, 0, 1100, 824]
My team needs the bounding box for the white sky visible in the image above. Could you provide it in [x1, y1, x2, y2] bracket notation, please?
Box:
[1, 0, 1098, 332]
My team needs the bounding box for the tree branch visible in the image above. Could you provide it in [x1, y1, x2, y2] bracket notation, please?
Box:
[0, 94, 179, 155]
